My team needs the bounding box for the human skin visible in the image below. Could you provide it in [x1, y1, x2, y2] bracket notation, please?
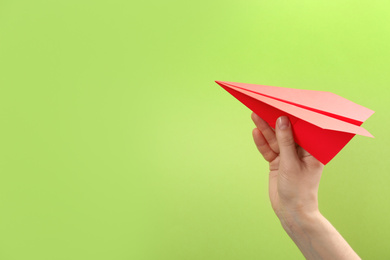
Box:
[251, 113, 360, 260]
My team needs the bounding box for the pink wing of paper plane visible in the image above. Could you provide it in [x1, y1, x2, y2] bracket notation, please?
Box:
[215, 80, 374, 165]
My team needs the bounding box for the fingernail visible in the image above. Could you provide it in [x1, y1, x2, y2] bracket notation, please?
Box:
[277, 116, 289, 130]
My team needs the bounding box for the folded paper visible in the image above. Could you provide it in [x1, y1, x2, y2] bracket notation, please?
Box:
[215, 81, 374, 165]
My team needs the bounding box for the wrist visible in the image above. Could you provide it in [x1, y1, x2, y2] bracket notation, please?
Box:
[279, 209, 323, 237]
[278, 210, 361, 260]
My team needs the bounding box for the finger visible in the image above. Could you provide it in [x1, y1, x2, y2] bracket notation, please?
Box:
[251, 113, 280, 154]
[252, 128, 278, 162]
[275, 116, 299, 163]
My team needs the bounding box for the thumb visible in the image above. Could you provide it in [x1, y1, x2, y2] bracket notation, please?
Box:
[275, 116, 299, 163]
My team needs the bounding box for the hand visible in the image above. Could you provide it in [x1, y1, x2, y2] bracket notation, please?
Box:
[251, 112, 361, 260]
[251, 113, 323, 225]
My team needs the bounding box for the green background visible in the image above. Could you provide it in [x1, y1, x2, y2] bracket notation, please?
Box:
[1, 1, 389, 259]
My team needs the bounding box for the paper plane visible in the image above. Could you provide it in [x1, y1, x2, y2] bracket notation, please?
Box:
[215, 80, 374, 165]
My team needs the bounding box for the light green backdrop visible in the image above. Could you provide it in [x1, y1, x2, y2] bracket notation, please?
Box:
[1, 1, 389, 259]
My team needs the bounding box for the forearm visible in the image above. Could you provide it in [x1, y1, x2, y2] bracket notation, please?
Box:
[280, 211, 360, 260]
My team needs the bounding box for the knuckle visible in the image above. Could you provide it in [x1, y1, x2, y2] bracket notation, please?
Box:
[263, 150, 276, 162]
[280, 135, 295, 147]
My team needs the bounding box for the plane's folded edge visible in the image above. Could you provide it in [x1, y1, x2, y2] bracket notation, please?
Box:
[216, 80, 374, 138]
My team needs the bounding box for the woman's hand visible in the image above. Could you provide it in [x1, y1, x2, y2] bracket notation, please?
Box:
[251, 113, 323, 223]
[251, 112, 360, 260]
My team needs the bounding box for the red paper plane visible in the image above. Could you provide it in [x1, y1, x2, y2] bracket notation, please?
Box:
[216, 81, 374, 165]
